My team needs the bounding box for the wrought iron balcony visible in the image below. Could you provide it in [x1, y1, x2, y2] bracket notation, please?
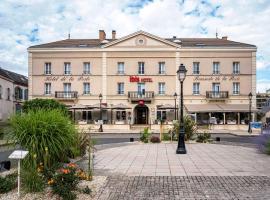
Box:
[206, 91, 229, 99]
[55, 91, 78, 99]
[128, 91, 154, 101]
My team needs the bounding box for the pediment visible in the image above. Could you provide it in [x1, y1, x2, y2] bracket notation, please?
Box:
[103, 31, 180, 49]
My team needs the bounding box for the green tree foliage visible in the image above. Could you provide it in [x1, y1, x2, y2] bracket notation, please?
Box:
[9, 109, 77, 168]
[22, 99, 68, 115]
[172, 116, 197, 141]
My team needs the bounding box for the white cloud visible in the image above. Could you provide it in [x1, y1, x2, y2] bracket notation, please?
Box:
[257, 79, 270, 93]
[0, 0, 269, 81]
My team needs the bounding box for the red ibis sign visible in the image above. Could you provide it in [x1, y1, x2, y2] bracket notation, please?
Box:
[139, 100, 145, 105]
[129, 76, 153, 82]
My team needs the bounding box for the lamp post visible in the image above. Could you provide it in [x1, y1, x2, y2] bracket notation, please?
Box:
[173, 92, 177, 120]
[176, 64, 187, 154]
[248, 92, 252, 133]
[98, 93, 103, 132]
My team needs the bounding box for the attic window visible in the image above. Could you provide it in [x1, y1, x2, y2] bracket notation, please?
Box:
[79, 44, 87, 47]
[138, 39, 144, 44]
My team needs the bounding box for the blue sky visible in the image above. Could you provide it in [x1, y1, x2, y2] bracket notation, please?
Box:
[0, 0, 269, 92]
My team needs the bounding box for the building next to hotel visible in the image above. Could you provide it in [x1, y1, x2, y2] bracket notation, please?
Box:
[28, 30, 257, 131]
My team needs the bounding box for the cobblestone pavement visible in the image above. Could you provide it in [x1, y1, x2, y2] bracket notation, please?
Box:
[97, 176, 270, 200]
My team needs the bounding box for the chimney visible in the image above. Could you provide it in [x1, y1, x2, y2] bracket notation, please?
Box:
[173, 36, 177, 39]
[222, 36, 228, 40]
[99, 30, 106, 41]
[112, 30, 116, 39]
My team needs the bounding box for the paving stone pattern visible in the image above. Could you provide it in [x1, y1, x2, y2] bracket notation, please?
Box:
[97, 176, 270, 200]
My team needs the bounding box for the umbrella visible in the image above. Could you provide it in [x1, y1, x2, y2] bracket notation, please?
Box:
[111, 103, 131, 110]
[158, 104, 176, 110]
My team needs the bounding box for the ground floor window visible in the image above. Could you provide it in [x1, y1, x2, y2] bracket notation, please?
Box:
[157, 110, 166, 121]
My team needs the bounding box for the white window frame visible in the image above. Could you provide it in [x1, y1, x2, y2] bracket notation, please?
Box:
[64, 62, 71, 75]
[233, 62, 240, 74]
[83, 82, 90, 95]
[213, 62, 220, 74]
[44, 62, 51, 75]
[158, 82, 165, 95]
[117, 82, 124, 95]
[83, 62, 91, 74]
[138, 62, 145, 75]
[158, 62, 165, 74]
[193, 62, 200, 74]
[193, 83, 200, 95]
[7, 88, 10, 100]
[44, 83, 51, 95]
[233, 82, 240, 95]
[117, 62, 125, 74]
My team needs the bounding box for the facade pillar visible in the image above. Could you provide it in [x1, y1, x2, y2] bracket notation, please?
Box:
[237, 112, 240, 124]
[252, 113, 255, 122]
[223, 113, 226, 124]
[102, 52, 107, 102]
[194, 113, 197, 123]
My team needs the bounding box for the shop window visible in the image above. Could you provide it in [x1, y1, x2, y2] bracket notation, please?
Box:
[157, 110, 166, 121]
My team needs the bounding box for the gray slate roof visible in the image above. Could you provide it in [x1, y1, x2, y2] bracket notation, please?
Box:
[0, 68, 28, 86]
[29, 37, 256, 49]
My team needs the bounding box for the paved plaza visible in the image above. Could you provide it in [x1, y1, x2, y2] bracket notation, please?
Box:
[78, 142, 270, 199]
[92, 143, 270, 176]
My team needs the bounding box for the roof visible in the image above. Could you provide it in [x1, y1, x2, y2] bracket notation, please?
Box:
[0, 68, 28, 86]
[28, 31, 256, 49]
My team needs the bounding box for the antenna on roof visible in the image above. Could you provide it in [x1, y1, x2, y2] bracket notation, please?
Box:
[215, 28, 218, 38]
[68, 28, 71, 39]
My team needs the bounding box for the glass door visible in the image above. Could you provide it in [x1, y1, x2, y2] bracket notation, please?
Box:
[212, 83, 220, 98]
[137, 83, 145, 97]
[64, 83, 71, 98]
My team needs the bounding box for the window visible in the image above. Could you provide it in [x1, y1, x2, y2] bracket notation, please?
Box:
[233, 62, 240, 74]
[83, 83, 90, 94]
[0, 85, 2, 99]
[158, 62, 165, 74]
[64, 62, 71, 75]
[138, 62, 144, 74]
[83, 62, 90, 74]
[157, 110, 167, 121]
[117, 62, 125, 74]
[7, 88, 10, 100]
[44, 62, 51, 74]
[233, 82, 240, 95]
[193, 62, 200, 74]
[24, 89, 28, 100]
[82, 111, 92, 121]
[44, 83, 51, 95]
[213, 62, 220, 74]
[117, 82, 124, 95]
[158, 82, 165, 95]
[193, 83, 200, 95]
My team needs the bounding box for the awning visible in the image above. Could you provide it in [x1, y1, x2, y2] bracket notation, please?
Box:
[89, 103, 108, 109]
[158, 104, 176, 109]
[185, 104, 257, 113]
[68, 104, 87, 110]
[185, 104, 221, 113]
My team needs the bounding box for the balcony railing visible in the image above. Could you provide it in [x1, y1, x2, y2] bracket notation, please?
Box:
[206, 91, 229, 99]
[55, 91, 78, 99]
[128, 91, 154, 101]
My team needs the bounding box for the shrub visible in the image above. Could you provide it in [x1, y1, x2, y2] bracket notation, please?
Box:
[172, 116, 197, 141]
[22, 99, 68, 115]
[9, 109, 77, 168]
[82, 186, 92, 195]
[162, 132, 171, 141]
[140, 128, 151, 143]
[0, 173, 17, 194]
[21, 168, 45, 193]
[50, 163, 81, 200]
[150, 136, 161, 143]
[256, 134, 270, 155]
[196, 131, 211, 143]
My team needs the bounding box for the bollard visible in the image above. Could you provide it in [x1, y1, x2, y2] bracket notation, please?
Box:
[130, 138, 134, 142]
[216, 137, 220, 142]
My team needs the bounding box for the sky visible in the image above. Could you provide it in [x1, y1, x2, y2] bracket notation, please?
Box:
[0, 0, 269, 92]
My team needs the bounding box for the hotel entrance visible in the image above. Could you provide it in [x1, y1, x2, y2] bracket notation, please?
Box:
[134, 104, 149, 124]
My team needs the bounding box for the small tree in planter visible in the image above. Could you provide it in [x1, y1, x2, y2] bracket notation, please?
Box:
[140, 128, 151, 143]
[172, 116, 197, 141]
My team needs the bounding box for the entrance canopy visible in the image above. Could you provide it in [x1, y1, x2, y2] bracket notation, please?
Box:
[111, 103, 131, 110]
[157, 104, 176, 110]
[185, 104, 257, 113]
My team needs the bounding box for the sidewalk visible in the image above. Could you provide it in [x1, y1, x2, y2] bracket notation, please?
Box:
[200, 129, 261, 136]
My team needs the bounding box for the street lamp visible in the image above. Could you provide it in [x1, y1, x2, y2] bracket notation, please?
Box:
[98, 93, 103, 132]
[173, 92, 177, 120]
[248, 92, 252, 133]
[176, 64, 187, 154]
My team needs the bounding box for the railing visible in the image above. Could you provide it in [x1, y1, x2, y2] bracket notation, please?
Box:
[55, 91, 78, 99]
[206, 91, 229, 99]
[128, 91, 154, 100]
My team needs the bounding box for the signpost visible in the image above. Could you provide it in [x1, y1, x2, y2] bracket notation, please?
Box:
[9, 150, 29, 198]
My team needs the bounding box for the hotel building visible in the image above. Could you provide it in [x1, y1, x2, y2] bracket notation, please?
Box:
[28, 30, 257, 131]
